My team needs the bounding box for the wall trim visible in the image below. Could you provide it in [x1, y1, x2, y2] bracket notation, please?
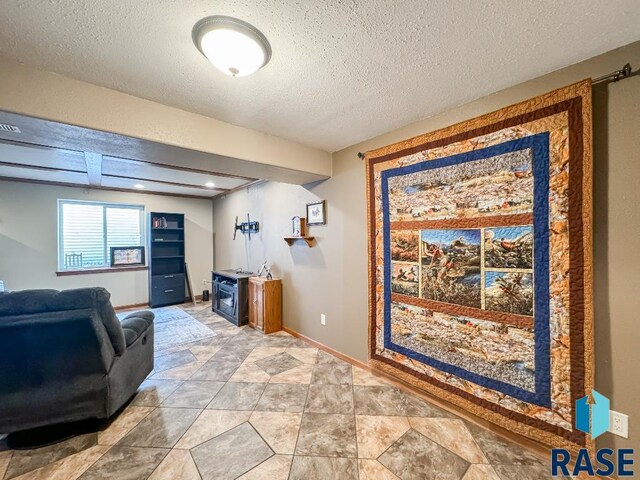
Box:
[114, 302, 149, 312]
[114, 296, 203, 311]
[56, 266, 149, 276]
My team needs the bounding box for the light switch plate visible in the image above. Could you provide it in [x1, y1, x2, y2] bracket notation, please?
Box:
[320, 314, 326, 326]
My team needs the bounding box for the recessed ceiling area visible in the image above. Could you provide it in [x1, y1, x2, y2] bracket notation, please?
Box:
[0, 139, 255, 198]
[0, 1, 638, 152]
[0, 110, 330, 197]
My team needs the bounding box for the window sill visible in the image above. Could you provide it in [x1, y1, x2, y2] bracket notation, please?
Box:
[56, 266, 148, 276]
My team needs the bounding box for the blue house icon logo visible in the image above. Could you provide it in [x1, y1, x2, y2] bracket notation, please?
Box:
[576, 389, 609, 439]
[552, 390, 633, 476]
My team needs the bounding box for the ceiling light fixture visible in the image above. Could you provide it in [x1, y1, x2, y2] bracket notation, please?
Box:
[205, 182, 216, 188]
[192, 15, 271, 77]
[133, 184, 145, 189]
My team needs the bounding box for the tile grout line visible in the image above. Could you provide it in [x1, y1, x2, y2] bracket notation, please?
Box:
[141, 447, 171, 480]
[76, 446, 111, 480]
[351, 364, 360, 480]
[405, 416, 486, 466]
[459, 420, 492, 465]
[233, 339, 289, 479]
[188, 449, 204, 480]
[237, 422, 277, 479]
[288, 359, 315, 480]
[0, 451, 12, 480]
[170, 340, 260, 480]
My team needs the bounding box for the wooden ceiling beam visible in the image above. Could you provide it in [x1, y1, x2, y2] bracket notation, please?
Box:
[102, 173, 230, 192]
[84, 151, 103, 186]
[0, 176, 219, 200]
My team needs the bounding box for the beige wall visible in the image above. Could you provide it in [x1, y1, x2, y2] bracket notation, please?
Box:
[0, 180, 214, 307]
[214, 41, 640, 452]
[0, 57, 332, 179]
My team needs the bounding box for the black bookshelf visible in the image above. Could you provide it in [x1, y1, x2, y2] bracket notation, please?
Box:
[149, 212, 185, 307]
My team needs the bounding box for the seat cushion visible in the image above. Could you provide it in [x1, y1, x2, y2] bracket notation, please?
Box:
[120, 313, 153, 347]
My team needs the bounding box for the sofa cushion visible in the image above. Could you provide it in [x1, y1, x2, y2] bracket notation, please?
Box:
[121, 314, 153, 347]
[0, 288, 127, 355]
[124, 310, 155, 323]
[0, 288, 107, 315]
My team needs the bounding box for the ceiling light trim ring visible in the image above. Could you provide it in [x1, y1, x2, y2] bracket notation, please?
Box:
[192, 15, 272, 70]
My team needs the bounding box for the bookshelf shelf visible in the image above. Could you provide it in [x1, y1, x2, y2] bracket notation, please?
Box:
[149, 212, 186, 307]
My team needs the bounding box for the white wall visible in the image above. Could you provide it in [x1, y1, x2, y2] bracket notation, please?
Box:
[0, 180, 213, 307]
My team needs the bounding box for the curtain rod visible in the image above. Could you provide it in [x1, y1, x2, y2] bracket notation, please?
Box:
[357, 63, 634, 159]
[592, 63, 633, 84]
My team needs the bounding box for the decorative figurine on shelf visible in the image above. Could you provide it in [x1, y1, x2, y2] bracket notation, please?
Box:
[292, 216, 301, 236]
[292, 216, 306, 237]
[258, 260, 268, 277]
[152, 217, 168, 229]
[258, 260, 274, 280]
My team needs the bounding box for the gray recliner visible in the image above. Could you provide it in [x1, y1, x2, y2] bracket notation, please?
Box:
[0, 287, 154, 433]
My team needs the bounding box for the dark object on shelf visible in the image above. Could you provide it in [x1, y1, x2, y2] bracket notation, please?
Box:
[249, 277, 282, 334]
[110, 246, 145, 267]
[212, 269, 254, 326]
[152, 216, 170, 229]
[0, 287, 154, 434]
[202, 289, 210, 302]
[149, 212, 186, 307]
[233, 213, 259, 240]
[306, 200, 326, 225]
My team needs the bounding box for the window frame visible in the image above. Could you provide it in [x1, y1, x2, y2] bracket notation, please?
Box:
[57, 199, 146, 273]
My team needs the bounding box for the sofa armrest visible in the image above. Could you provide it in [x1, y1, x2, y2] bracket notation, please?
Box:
[120, 313, 154, 348]
[123, 310, 155, 322]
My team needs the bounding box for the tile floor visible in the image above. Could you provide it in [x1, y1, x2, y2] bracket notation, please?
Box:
[0, 303, 557, 480]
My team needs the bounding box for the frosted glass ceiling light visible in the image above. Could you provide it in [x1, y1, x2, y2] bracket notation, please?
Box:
[193, 16, 271, 77]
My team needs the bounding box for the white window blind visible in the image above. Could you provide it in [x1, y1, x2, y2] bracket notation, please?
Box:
[58, 200, 144, 270]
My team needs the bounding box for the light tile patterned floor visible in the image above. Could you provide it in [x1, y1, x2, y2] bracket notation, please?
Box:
[0, 303, 555, 480]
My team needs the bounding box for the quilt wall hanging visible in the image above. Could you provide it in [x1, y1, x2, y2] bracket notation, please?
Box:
[365, 80, 594, 454]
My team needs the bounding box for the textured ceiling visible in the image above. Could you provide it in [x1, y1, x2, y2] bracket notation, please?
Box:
[0, 1, 638, 152]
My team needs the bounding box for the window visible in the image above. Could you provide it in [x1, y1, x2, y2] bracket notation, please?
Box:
[58, 200, 144, 271]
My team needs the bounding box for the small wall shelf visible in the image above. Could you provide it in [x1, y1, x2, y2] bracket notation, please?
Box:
[283, 236, 315, 247]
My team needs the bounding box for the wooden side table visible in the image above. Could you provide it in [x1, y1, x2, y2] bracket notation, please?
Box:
[248, 277, 282, 334]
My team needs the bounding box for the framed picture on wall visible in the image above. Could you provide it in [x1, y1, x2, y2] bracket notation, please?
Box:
[110, 246, 145, 267]
[306, 200, 326, 225]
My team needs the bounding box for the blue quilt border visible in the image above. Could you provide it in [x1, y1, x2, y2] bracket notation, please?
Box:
[380, 133, 551, 408]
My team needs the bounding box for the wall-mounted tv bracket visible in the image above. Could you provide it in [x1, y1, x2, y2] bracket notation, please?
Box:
[233, 214, 260, 240]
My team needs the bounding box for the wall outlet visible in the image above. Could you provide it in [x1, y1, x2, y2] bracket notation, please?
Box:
[320, 314, 326, 326]
[609, 410, 629, 438]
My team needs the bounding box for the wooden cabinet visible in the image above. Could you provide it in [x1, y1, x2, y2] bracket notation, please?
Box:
[248, 277, 282, 334]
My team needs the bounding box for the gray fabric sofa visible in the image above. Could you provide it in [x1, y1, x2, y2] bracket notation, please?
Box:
[0, 287, 154, 433]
